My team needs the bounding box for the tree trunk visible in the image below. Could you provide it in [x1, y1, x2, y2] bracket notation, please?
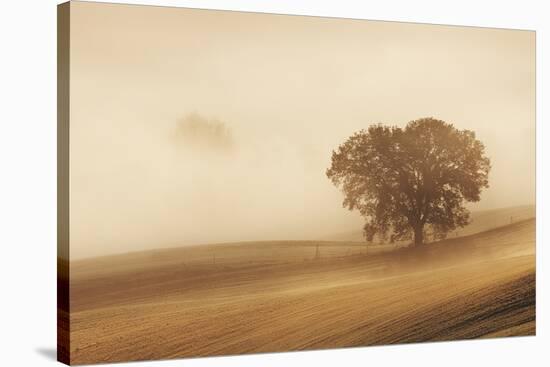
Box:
[413, 225, 424, 246]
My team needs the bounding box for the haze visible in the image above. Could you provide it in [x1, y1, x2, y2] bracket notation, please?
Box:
[68, 2, 535, 259]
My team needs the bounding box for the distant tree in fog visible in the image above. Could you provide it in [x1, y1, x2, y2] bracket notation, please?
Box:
[326, 117, 491, 246]
[175, 113, 233, 152]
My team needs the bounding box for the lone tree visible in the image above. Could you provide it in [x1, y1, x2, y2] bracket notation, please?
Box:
[326, 118, 490, 246]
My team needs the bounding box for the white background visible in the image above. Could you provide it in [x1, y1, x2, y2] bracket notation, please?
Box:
[0, 0, 547, 366]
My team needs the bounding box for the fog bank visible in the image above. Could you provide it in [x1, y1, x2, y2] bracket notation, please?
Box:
[69, 2, 535, 258]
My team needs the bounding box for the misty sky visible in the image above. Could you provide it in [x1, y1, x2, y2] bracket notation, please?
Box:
[69, 2, 535, 259]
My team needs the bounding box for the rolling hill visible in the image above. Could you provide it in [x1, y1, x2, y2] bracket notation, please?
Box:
[68, 215, 536, 364]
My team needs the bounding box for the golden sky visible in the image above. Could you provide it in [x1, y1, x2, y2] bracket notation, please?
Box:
[69, 1, 535, 258]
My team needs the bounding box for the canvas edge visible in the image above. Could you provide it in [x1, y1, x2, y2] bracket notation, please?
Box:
[57, 1, 71, 365]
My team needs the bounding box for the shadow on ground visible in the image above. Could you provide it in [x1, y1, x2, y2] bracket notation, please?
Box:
[35, 347, 56, 361]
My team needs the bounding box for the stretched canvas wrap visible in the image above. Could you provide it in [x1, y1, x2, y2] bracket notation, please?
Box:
[57, 1, 536, 365]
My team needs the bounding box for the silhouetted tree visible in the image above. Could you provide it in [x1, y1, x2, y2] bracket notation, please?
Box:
[326, 118, 490, 246]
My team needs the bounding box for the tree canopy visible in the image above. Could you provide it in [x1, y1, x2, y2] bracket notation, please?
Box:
[326, 117, 491, 245]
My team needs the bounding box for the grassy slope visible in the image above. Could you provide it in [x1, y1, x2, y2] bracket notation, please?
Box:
[323, 204, 535, 242]
[71, 206, 535, 280]
[69, 218, 535, 364]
